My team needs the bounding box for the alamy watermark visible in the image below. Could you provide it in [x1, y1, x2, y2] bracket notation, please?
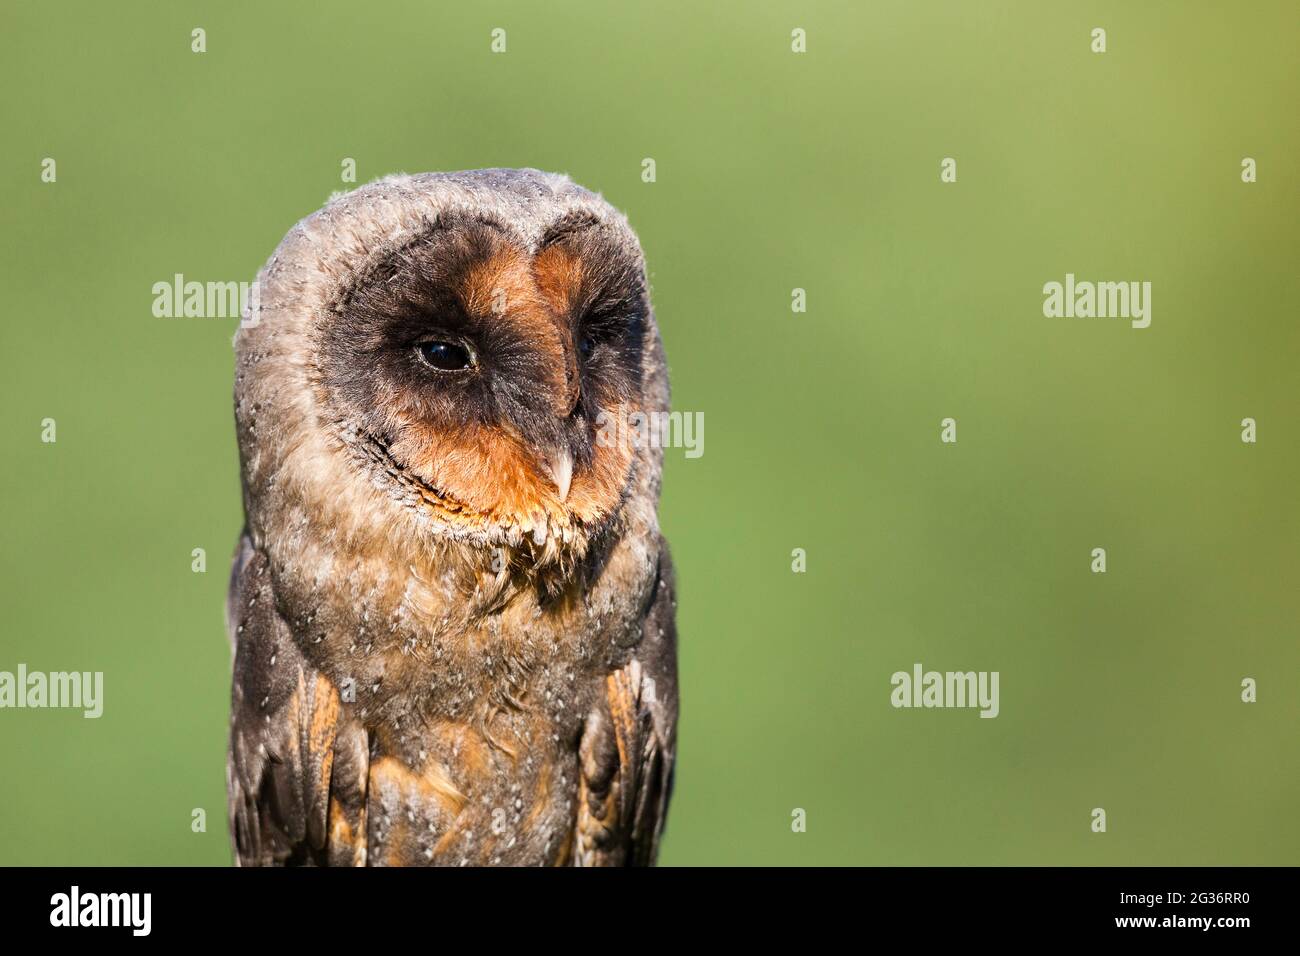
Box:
[152, 273, 261, 327]
[0, 664, 103, 718]
[595, 409, 704, 459]
[50, 886, 150, 936]
[1043, 273, 1151, 329]
[890, 662, 999, 718]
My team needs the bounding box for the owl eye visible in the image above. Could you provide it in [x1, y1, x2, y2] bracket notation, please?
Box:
[578, 335, 594, 358]
[416, 340, 474, 371]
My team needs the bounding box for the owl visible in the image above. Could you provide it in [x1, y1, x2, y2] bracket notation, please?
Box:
[225, 169, 677, 866]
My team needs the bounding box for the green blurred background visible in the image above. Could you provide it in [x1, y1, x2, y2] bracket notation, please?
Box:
[1, 1, 1296, 866]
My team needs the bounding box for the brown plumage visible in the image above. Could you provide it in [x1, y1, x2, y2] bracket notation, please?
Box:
[225, 169, 677, 866]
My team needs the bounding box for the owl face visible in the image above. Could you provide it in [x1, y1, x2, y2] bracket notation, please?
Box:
[236, 172, 664, 574]
[320, 210, 646, 549]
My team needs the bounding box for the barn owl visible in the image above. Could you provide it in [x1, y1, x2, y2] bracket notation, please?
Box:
[225, 169, 677, 866]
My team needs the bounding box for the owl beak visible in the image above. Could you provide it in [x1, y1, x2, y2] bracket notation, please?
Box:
[545, 447, 573, 503]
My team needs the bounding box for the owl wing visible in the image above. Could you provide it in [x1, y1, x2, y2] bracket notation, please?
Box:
[574, 537, 679, 866]
[225, 532, 369, 866]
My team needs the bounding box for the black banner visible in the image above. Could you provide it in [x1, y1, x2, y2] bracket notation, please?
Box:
[0, 867, 1281, 940]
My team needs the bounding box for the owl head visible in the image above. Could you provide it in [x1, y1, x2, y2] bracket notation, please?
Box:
[234, 170, 667, 582]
